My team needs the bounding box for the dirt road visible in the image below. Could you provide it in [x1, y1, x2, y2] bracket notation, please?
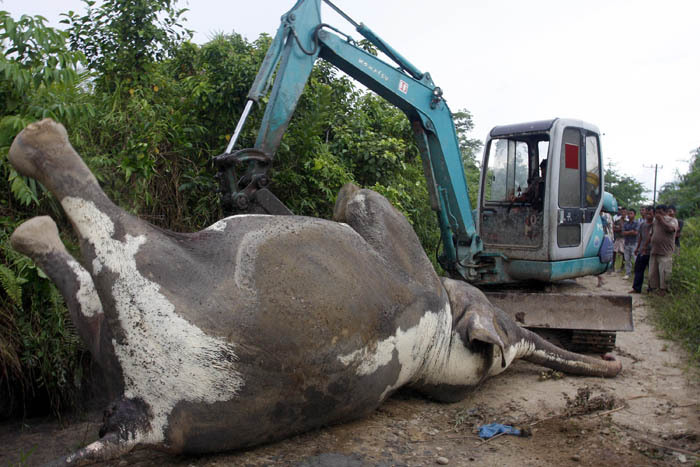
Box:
[1, 273, 698, 466]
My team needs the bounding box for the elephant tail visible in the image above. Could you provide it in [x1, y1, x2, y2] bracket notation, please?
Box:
[518, 327, 622, 378]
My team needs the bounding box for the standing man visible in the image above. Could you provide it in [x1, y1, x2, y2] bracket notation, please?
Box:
[630, 206, 653, 294]
[646, 204, 679, 296]
[612, 207, 626, 272]
[598, 208, 615, 287]
[622, 209, 639, 279]
[668, 205, 684, 253]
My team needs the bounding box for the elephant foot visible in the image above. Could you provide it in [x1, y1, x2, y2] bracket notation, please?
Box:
[9, 118, 99, 200]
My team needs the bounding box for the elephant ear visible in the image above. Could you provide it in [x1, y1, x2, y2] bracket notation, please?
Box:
[441, 278, 516, 367]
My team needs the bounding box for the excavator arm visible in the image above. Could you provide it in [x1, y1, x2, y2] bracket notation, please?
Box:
[215, 0, 482, 279]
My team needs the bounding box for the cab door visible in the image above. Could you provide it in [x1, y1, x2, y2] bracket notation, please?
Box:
[552, 126, 602, 259]
[478, 136, 550, 261]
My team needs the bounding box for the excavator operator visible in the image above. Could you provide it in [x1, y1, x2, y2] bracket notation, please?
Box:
[511, 158, 547, 209]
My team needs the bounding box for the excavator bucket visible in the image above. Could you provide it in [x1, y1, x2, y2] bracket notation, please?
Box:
[484, 290, 633, 353]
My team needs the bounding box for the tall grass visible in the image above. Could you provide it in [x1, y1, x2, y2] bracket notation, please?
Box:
[649, 216, 700, 368]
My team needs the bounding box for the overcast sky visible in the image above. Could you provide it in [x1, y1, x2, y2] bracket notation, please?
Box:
[2, 0, 698, 201]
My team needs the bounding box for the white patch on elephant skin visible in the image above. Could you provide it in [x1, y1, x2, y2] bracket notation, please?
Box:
[65, 440, 104, 463]
[480, 338, 537, 379]
[530, 348, 600, 372]
[61, 197, 244, 445]
[419, 333, 489, 387]
[205, 219, 228, 232]
[349, 193, 368, 217]
[340, 309, 543, 394]
[92, 257, 103, 275]
[67, 257, 103, 317]
[205, 215, 272, 233]
[337, 303, 454, 400]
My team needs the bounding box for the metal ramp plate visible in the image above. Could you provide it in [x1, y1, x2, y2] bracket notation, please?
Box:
[484, 292, 633, 332]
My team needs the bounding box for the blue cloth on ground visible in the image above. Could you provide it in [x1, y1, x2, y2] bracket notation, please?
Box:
[478, 423, 521, 439]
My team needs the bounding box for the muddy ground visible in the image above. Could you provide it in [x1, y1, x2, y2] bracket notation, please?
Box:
[1, 273, 698, 466]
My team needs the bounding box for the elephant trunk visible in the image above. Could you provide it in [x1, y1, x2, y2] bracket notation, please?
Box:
[518, 327, 621, 378]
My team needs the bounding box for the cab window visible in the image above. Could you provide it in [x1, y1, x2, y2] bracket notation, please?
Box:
[484, 136, 548, 202]
[585, 134, 601, 207]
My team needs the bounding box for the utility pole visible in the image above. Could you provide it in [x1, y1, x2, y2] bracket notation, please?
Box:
[643, 164, 663, 205]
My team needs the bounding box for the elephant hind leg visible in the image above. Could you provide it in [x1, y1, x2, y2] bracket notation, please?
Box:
[11, 216, 105, 359]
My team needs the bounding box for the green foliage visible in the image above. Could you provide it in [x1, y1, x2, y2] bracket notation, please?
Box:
[0, 10, 90, 417]
[604, 165, 647, 210]
[62, 0, 191, 90]
[0, 10, 88, 151]
[453, 109, 482, 208]
[649, 217, 700, 368]
[659, 147, 700, 218]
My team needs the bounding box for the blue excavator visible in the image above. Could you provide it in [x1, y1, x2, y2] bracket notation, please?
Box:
[214, 0, 632, 352]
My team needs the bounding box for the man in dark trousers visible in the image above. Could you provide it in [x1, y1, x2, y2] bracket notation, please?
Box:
[630, 206, 653, 294]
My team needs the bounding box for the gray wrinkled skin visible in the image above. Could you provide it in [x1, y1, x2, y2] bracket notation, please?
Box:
[8, 119, 621, 465]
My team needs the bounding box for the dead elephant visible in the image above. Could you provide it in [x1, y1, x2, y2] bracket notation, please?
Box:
[8, 119, 621, 464]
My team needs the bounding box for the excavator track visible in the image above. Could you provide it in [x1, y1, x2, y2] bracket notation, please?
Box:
[530, 329, 616, 354]
[568, 330, 616, 354]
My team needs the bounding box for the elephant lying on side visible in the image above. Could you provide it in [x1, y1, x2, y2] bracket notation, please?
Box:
[9, 119, 620, 465]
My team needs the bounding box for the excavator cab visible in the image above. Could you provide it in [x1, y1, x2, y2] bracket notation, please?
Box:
[476, 119, 609, 283]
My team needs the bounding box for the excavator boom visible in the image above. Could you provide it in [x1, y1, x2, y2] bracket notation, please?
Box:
[215, 0, 482, 278]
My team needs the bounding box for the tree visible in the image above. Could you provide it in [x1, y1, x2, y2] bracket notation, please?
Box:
[659, 147, 700, 218]
[62, 0, 191, 90]
[453, 109, 483, 208]
[0, 11, 87, 152]
[604, 166, 647, 209]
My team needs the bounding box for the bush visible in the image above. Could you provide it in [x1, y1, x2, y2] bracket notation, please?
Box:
[0, 10, 91, 418]
[650, 216, 700, 368]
